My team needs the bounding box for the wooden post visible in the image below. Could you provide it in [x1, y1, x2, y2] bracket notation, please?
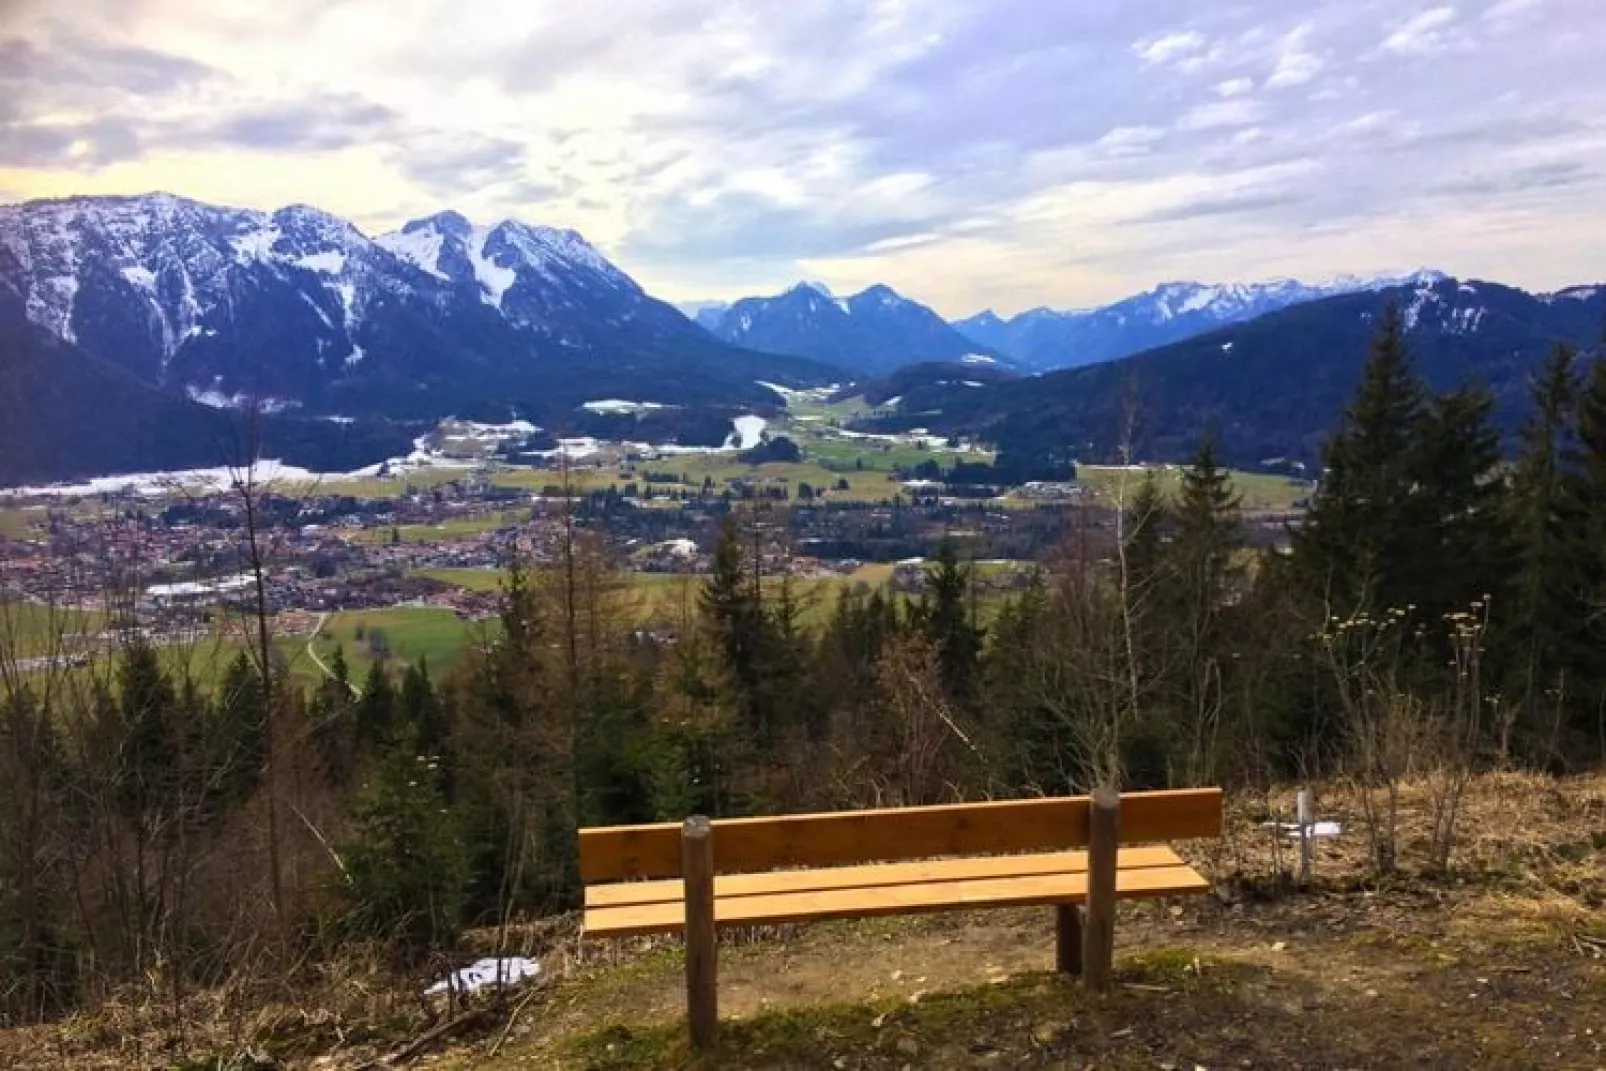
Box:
[1055, 904, 1083, 975]
[1082, 787, 1120, 993]
[682, 815, 717, 1051]
[1296, 787, 1314, 887]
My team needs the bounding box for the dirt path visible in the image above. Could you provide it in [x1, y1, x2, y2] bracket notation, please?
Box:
[302, 611, 357, 696]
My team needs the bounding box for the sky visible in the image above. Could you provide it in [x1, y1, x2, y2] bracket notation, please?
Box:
[2, 0, 1604, 317]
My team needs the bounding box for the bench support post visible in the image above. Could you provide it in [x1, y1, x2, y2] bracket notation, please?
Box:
[1082, 787, 1120, 993]
[682, 815, 717, 1051]
[1055, 904, 1083, 975]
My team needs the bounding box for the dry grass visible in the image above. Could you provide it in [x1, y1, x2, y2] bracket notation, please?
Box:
[1, 770, 1601, 1069]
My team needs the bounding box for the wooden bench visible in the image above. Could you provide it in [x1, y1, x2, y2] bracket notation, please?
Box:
[581, 787, 1222, 1049]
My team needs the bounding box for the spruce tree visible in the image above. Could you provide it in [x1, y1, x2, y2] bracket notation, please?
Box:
[355, 661, 396, 750]
[1292, 304, 1427, 616]
[1506, 344, 1581, 745]
[1409, 384, 1510, 628]
[913, 540, 984, 704]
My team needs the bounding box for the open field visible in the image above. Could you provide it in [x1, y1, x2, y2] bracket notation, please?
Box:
[413, 566, 506, 592]
[1072, 464, 1312, 512]
[304, 606, 484, 681]
[346, 511, 532, 544]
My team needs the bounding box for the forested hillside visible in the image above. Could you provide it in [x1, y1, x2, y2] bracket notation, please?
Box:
[3, 312, 1605, 1047]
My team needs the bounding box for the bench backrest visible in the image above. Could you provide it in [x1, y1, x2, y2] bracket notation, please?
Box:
[579, 787, 1222, 882]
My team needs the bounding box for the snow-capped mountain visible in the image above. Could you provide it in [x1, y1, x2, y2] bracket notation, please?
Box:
[0, 193, 838, 425]
[955, 270, 1449, 371]
[700, 281, 1008, 376]
[879, 275, 1606, 468]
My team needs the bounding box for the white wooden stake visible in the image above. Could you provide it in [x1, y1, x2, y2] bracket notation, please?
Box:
[1296, 788, 1314, 885]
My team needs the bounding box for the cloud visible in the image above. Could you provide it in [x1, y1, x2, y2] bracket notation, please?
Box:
[0, 35, 217, 98]
[1178, 100, 1267, 131]
[197, 97, 397, 151]
[1132, 189, 1308, 224]
[1382, 7, 1465, 55]
[1266, 25, 1324, 87]
[1096, 126, 1167, 157]
[1, 0, 1606, 313]
[1135, 31, 1208, 66]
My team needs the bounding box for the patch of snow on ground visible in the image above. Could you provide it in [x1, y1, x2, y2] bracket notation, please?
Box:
[296, 250, 346, 274]
[959, 354, 996, 365]
[727, 415, 768, 450]
[146, 574, 254, 599]
[469, 226, 517, 308]
[230, 227, 280, 262]
[1221, 341, 1235, 352]
[336, 282, 356, 328]
[121, 265, 156, 291]
[1, 460, 338, 498]
[344, 345, 365, 367]
[377, 225, 447, 278]
[581, 399, 666, 414]
[185, 388, 295, 413]
[961, 380, 983, 387]
[425, 957, 539, 997]
[659, 538, 698, 558]
[530, 437, 602, 460]
[1179, 285, 1220, 313]
[880, 395, 903, 408]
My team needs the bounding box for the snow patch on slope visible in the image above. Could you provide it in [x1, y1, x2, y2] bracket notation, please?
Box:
[469, 226, 517, 308]
[376, 225, 447, 279]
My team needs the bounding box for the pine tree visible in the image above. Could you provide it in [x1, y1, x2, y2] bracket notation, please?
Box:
[213, 651, 267, 803]
[1555, 356, 1606, 752]
[1505, 345, 1581, 749]
[913, 540, 984, 704]
[355, 661, 396, 750]
[1409, 385, 1510, 628]
[1124, 471, 1168, 589]
[700, 512, 769, 735]
[1292, 304, 1428, 616]
[1163, 429, 1245, 784]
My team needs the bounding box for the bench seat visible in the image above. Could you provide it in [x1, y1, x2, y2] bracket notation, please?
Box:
[584, 845, 1208, 937]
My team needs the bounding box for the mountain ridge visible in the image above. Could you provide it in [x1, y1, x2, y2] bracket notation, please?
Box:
[698, 280, 1006, 376]
[954, 271, 1450, 371]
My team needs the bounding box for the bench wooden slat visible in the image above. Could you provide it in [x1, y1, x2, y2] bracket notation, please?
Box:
[583, 863, 1210, 938]
[586, 845, 1188, 909]
[579, 788, 1223, 882]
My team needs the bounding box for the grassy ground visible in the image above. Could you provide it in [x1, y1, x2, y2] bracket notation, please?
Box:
[1072, 465, 1311, 512]
[6, 771, 1596, 1069]
[0, 505, 49, 540]
[303, 606, 484, 681]
[414, 566, 507, 592]
[458, 770, 1606, 1069]
[348, 511, 532, 544]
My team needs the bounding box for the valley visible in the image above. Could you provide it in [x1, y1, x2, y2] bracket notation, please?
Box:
[0, 382, 1314, 690]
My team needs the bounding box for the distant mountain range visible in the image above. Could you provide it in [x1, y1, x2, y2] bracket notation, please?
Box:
[867, 277, 1606, 469]
[953, 271, 1449, 371]
[4, 191, 1601, 486]
[0, 193, 840, 482]
[694, 281, 1007, 377]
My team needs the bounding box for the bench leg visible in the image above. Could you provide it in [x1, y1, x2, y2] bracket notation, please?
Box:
[1055, 904, 1083, 975]
[683, 816, 718, 1051]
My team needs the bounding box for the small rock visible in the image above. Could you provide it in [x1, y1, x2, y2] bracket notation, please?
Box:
[891, 969, 904, 982]
[897, 1036, 920, 1057]
[1033, 1022, 1063, 1045]
[872, 1013, 887, 1029]
[1271, 941, 1287, 952]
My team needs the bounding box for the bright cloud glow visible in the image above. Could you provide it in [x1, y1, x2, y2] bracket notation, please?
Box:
[1, 0, 1604, 316]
